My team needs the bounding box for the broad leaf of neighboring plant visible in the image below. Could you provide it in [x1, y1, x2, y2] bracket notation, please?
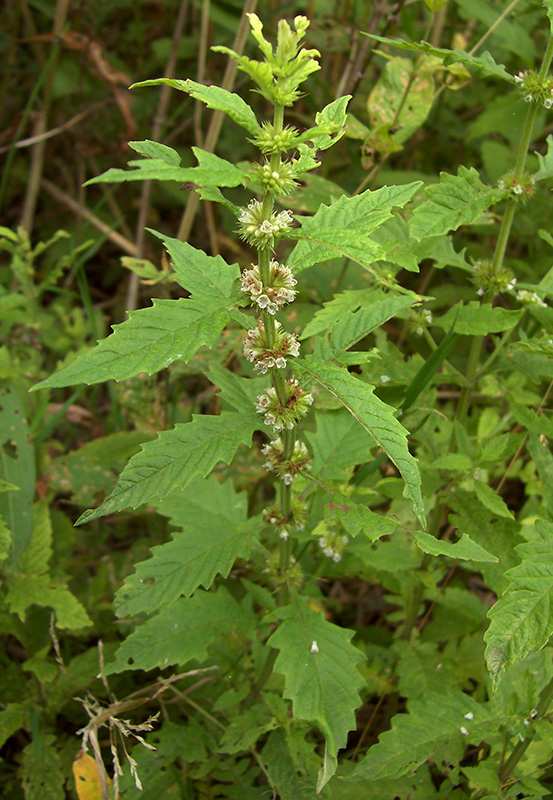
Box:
[409, 166, 503, 239]
[0, 385, 34, 563]
[268, 599, 365, 791]
[33, 243, 239, 390]
[76, 410, 259, 524]
[349, 689, 520, 781]
[413, 530, 498, 562]
[287, 182, 422, 276]
[435, 301, 522, 334]
[113, 476, 259, 617]
[22, 735, 65, 800]
[364, 34, 514, 82]
[485, 520, 553, 686]
[299, 357, 426, 527]
[105, 587, 256, 674]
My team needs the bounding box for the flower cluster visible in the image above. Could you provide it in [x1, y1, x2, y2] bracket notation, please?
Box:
[255, 380, 313, 430]
[261, 438, 310, 484]
[263, 498, 307, 539]
[251, 162, 297, 195]
[497, 170, 535, 202]
[243, 320, 300, 374]
[514, 70, 553, 109]
[407, 309, 433, 336]
[240, 260, 297, 314]
[516, 289, 548, 308]
[472, 259, 516, 299]
[238, 200, 294, 246]
[317, 524, 348, 563]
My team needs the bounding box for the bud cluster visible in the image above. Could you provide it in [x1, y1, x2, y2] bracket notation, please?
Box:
[263, 498, 307, 539]
[250, 122, 300, 154]
[516, 289, 548, 308]
[261, 438, 310, 484]
[407, 309, 433, 336]
[251, 162, 297, 196]
[472, 259, 516, 299]
[255, 381, 313, 431]
[514, 70, 553, 109]
[243, 320, 300, 374]
[314, 521, 348, 563]
[238, 200, 294, 246]
[240, 260, 297, 314]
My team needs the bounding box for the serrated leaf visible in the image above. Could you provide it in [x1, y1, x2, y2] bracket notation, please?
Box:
[300, 357, 425, 526]
[326, 499, 397, 541]
[287, 183, 421, 275]
[268, 599, 364, 788]
[77, 411, 259, 524]
[128, 139, 181, 164]
[86, 146, 246, 188]
[473, 481, 514, 520]
[300, 289, 375, 340]
[435, 301, 522, 335]
[510, 401, 553, 438]
[527, 434, 553, 515]
[262, 729, 318, 800]
[409, 166, 503, 240]
[329, 296, 418, 353]
[22, 736, 65, 800]
[33, 298, 229, 389]
[147, 231, 240, 300]
[0, 384, 34, 564]
[113, 476, 259, 617]
[413, 530, 498, 562]
[206, 362, 268, 411]
[132, 78, 261, 134]
[306, 409, 377, 482]
[365, 34, 513, 82]
[6, 574, 91, 628]
[105, 587, 256, 674]
[349, 689, 516, 781]
[485, 520, 553, 686]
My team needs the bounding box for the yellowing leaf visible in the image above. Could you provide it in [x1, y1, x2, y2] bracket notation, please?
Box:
[73, 751, 111, 800]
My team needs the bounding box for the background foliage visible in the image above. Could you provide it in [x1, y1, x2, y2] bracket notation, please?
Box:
[2, 1, 553, 798]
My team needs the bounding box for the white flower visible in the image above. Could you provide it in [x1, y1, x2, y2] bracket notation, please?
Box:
[311, 641, 319, 654]
[464, 712, 474, 720]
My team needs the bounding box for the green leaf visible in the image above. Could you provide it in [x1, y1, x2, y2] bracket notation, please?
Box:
[365, 34, 513, 82]
[349, 689, 516, 781]
[33, 298, 230, 389]
[268, 599, 365, 789]
[328, 296, 418, 354]
[6, 574, 91, 629]
[132, 78, 261, 134]
[533, 134, 553, 182]
[19, 501, 52, 575]
[0, 513, 10, 562]
[413, 530, 498, 562]
[306, 409, 377, 482]
[22, 735, 65, 800]
[0, 384, 34, 564]
[77, 411, 259, 525]
[49, 430, 153, 507]
[147, 231, 240, 300]
[113, 476, 259, 617]
[262, 729, 318, 800]
[287, 183, 422, 275]
[326, 499, 397, 541]
[409, 166, 503, 240]
[485, 520, 553, 686]
[300, 289, 375, 340]
[105, 587, 256, 674]
[0, 703, 26, 748]
[473, 481, 514, 520]
[435, 301, 522, 335]
[510, 401, 553, 438]
[299, 357, 425, 527]
[527, 434, 553, 515]
[128, 139, 181, 165]
[206, 361, 268, 411]
[86, 146, 246, 188]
